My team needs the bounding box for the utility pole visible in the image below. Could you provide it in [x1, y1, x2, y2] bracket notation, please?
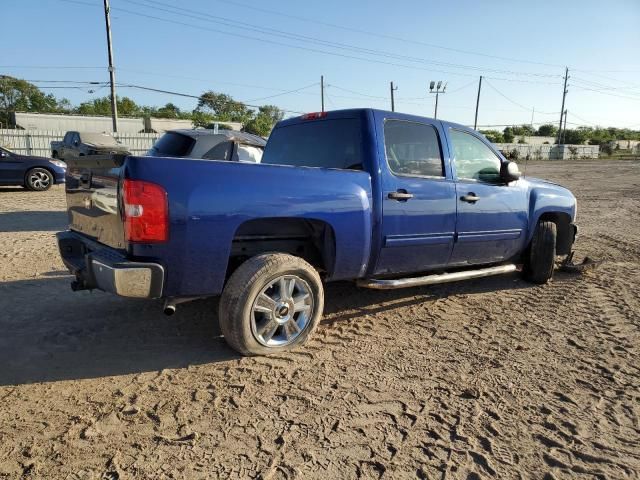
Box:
[473, 75, 482, 130]
[103, 0, 118, 132]
[530, 106, 535, 129]
[557, 67, 569, 144]
[390, 81, 398, 112]
[428, 80, 446, 119]
[561, 109, 568, 144]
[320, 75, 325, 113]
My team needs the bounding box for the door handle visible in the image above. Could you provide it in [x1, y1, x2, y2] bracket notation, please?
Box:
[388, 190, 414, 201]
[460, 193, 480, 203]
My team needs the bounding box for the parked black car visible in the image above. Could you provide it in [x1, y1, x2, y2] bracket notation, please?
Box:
[51, 131, 130, 161]
[0, 146, 67, 191]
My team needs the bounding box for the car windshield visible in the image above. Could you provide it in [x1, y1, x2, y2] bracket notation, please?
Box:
[0, 146, 14, 154]
[80, 133, 120, 145]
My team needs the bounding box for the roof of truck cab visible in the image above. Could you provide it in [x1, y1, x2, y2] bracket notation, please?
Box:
[170, 129, 266, 145]
[277, 108, 474, 132]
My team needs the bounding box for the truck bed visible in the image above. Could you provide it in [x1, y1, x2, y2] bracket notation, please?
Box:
[65, 156, 374, 297]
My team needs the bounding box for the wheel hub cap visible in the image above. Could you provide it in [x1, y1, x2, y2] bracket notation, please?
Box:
[250, 274, 313, 347]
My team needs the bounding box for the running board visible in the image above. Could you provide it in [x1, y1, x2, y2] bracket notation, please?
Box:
[357, 264, 518, 290]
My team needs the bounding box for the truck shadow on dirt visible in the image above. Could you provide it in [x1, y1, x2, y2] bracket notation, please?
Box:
[0, 211, 68, 232]
[0, 272, 532, 386]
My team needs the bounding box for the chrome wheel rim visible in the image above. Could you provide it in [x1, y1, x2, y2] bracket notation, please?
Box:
[250, 275, 313, 347]
[29, 171, 50, 190]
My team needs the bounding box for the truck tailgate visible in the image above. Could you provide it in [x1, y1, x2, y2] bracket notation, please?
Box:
[64, 155, 126, 250]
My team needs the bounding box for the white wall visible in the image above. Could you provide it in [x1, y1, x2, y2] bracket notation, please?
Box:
[14, 112, 145, 133]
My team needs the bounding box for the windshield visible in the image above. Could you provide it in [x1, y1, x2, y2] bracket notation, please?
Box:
[234, 144, 263, 163]
[80, 133, 120, 146]
[147, 132, 195, 157]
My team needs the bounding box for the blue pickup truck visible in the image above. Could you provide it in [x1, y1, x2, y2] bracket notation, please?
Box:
[57, 109, 577, 355]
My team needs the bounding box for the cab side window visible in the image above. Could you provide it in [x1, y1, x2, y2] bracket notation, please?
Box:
[449, 129, 502, 183]
[384, 120, 444, 177]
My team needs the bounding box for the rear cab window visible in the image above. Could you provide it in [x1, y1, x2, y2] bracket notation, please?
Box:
[262, 118, 363, 170]
[147, 132, 195, 157]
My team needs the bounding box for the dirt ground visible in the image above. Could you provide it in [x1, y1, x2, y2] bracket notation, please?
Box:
[0, 160, 639, 479]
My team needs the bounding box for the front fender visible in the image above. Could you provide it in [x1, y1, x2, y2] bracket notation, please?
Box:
[526, 179, 576, 244]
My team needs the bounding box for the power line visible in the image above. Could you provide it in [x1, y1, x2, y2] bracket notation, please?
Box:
[132, 0, 567, 80]
[212, 0, 567, 70]
[567, 111, 600, 126]
[326, 84, 388, 100]
[571, 77, 640, 95]
[484, 79, 541, 113]
[51, 0, 563, 84]
[0, 65, 103, 69]
[243, 82, 319, 103]
[116, 83, 306, 114]
[131, 0, 562, 79]
[571, 84, 640, 101]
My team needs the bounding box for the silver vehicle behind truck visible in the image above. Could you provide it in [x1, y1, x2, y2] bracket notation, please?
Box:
[51, 131, 131, 161]
[146, 129, 266, 162]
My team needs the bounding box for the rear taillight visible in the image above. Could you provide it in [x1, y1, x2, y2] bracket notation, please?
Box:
[122, 179, 168, 243]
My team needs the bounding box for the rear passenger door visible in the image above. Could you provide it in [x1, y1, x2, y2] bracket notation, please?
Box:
[375, 116, 457, 275]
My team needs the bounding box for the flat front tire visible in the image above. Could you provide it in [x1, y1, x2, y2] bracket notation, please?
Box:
[524, 220, 557, 284]
[219, 253, 324, 356]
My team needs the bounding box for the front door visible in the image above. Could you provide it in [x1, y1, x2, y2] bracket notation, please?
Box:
[447, 128, 528, 266]
[375, 117, 457, 275]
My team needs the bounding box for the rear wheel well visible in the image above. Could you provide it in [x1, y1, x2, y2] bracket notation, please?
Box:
[227, 218, 336, 280]
[537, 212, 572, 255]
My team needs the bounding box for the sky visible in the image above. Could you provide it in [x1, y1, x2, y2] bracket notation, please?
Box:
[2, 0, 640, 130]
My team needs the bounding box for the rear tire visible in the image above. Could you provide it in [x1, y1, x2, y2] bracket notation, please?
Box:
[25, 168, 53, 191]
[219, 253, 324, 356]
[524, 220, 557, 284]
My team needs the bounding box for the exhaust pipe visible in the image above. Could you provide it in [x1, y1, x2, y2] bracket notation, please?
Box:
[163, 302, 176, 316]
[162, 296, 206, 316]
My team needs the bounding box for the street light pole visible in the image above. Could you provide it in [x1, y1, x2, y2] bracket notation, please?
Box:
[428, 80, 447, 119]
[103, 0, 118, 132]
[390, 81, 398, 112]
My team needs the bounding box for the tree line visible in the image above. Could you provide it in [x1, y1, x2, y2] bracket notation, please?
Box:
[2, 75, 638, 142]
[480, 123, 640, 145]
[0, 76, 284, 137]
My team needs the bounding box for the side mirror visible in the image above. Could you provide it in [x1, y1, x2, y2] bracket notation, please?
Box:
[0, 151, 7, 158]
[73, 141, 79, 146]
[502, 161, 521, 182]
